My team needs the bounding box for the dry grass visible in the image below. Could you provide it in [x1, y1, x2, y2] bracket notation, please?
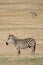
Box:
[0, 55, 43, 65]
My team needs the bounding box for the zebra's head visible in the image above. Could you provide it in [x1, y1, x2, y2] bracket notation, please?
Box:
[6, 35, 17, 45]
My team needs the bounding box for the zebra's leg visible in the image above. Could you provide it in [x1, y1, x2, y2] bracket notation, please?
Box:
[30, 45, 35, 55]
[17, 47, 20, 54]
[31, 48, 35, 55]
[30, 41, 36, 55]
[31, 44, 36, 55]
[32, 42, 36, 55]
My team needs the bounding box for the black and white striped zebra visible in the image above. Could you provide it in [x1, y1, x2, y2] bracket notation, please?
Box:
[6, 35, 36, 55]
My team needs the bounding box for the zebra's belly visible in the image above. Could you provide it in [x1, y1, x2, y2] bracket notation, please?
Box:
[19, 43, 28, 49]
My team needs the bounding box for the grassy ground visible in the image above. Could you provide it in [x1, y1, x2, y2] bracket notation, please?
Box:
[0, 43, 43, 65]
[0, 55, 43, 65]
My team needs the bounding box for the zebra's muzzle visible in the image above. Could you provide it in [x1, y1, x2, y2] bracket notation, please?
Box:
[6, 42, 8, 45]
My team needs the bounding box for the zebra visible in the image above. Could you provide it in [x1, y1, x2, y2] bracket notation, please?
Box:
[6, 34, 36, 55]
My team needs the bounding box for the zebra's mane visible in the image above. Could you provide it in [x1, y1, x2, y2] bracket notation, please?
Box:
[9, 34, 18, 39]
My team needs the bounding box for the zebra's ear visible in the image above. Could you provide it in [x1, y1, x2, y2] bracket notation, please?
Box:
[9, 34, 12, 38]
[9, 35, 10, 38]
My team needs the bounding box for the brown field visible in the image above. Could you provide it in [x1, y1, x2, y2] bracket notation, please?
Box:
[0, 0, 43, 65]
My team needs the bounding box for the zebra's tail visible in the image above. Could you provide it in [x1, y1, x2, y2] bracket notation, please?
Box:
[34, 41, 36, 54]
